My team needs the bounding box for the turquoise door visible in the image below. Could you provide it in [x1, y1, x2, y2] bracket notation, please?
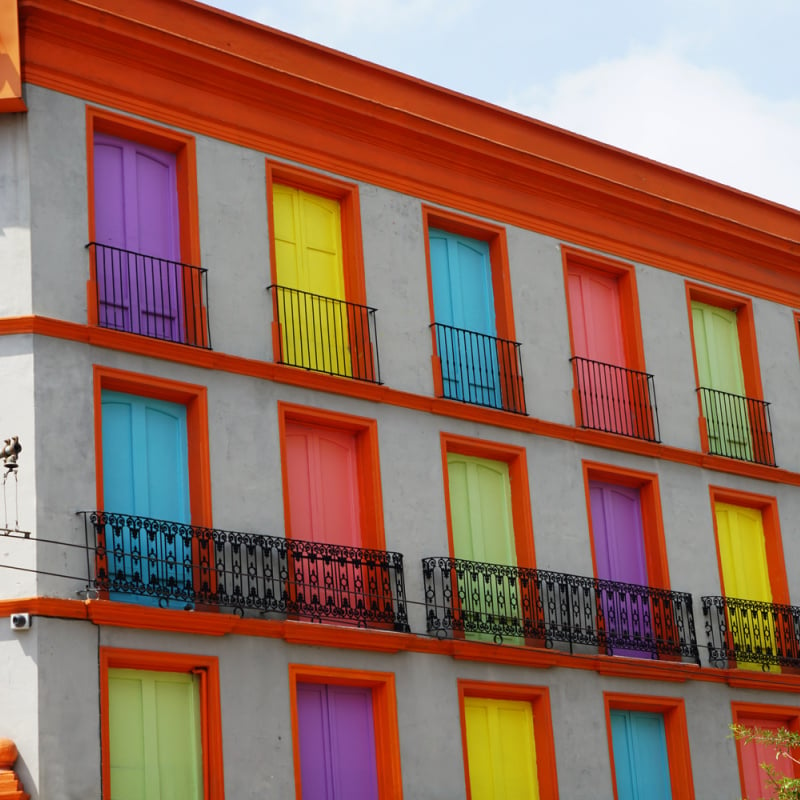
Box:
[101, 390, 191, 606]
[610, 710, 672, 800]
[429, 229, 500, 407]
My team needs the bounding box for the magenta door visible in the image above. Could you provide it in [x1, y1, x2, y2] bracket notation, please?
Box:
[589, 481, 652, 657]
[296, 683, 379, 800]
[93, 132, 184, 341]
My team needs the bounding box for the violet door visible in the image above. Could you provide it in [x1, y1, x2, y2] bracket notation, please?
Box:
[296, 683, 380, 800]
[589, 481, 653, 658]
[93, 132, 185, 342]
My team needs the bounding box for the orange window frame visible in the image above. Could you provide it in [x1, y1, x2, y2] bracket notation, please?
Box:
[421, 207, 520, 403]
[288, 663, 403, 800]
[85, 107, 202, 330]
[99, 647, 225, 800]
[93, 366, 213, 602]
[582, 461, 670, 590]
[440, 432, 535, 569]
[731, 701, 800, 795]
[458, 680, 559, 800]
[708, 486, 789, 606]
[277, 402, 386, 551]
[604, 693, 695, 800]
[685, 283, 765, 452]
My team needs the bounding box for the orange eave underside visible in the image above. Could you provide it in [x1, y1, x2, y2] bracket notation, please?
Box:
[17, 0, 800, 307]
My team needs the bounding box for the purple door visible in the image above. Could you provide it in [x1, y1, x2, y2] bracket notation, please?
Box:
[93, 132, 184, 342]
[589, 481, 653, 657]
[296, 683, 379, 800]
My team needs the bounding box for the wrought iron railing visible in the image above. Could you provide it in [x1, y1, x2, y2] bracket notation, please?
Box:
[431, 323, 526, 414]
[422, 557, 699, 661]
[269, 285, 381, 383]
[82, 511, 409, 629]
[697, 387, 776, 466]
[702, 595, 800, 669]
[571, 357, 660, 442]
[88, 242, 211, 348]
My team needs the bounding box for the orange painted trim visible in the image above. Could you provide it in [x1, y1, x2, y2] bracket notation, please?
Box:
[277, 401, 386, 551]
[457, 680, 559, 800]
[266, 160, 367, 305]
[288, 663, 403, 800]
[582, 461, 670, 589]
[99, 647, 224, 800]
[92, 365, 213, 527]
[731, 700, 800, 795]
[708, 486, 790, 605]
[7, 315, 800, 486]
[562, 246, 646, 370]
[0, 0, 25, 112]
[440, 432, 536, 569]
[604, 692, 695, 800]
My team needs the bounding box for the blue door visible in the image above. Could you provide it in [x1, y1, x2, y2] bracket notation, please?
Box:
[429, 229, 500, 407]
[101, 390, 191, 606]
[610, 710, 672, 800]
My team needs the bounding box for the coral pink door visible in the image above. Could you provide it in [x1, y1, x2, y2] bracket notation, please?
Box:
[738, 716, 796, 798]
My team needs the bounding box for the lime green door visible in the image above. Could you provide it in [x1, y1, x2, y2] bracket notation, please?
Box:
[691, 301, 752, 459]
[108, 668, 203, 800]
[272, 184, 351, 375]
[447, 453, 521, 642]
[464, 697, 540, 799]
[715, 502, 776, 670]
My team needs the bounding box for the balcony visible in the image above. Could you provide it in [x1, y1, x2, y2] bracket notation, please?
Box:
[571, 357, 660, 442]
[269, 285, 381, 383]
[423, 557, 699, 662]
[82, 511, 409, 630]
[88, 242, 211, 348]
[431, 323, 526, 414]
[697, 387, 776, 466]
[702, 595, 800, 669]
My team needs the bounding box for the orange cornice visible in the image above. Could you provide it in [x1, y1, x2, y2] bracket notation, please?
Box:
[6, 314, 800, 487]
[17, 0, 800, 305]
[8, 596, 800, 691]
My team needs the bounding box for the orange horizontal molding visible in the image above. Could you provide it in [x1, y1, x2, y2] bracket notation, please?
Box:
[0, 0, 25, 112]
[17, 0, 800, 307]
[7, 314, 800, 487]
[10, 596, 800, 691]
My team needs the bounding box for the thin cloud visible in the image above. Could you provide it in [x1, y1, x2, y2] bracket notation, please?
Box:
[506, 48, 800, 211]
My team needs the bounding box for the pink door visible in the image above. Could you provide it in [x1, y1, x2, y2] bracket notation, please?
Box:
[568, 266, 634, 435]
[738, 716, 796, 798]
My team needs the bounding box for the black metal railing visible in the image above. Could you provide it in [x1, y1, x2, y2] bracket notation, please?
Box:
[88, 242, 211, 348]
[697, 387, 776, 466]
[571, 357, 660, 442]
[269, 285, 381, 383]
[702, 595, 800, 669]
[432, 323, 526, 414]
[422, 557, 699, 661]
[82, 511, 409, 629]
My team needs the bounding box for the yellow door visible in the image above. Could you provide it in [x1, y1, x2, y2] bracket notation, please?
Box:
[715, 502, 776, 670]
[464, 697, 540, 799]
[272, 184, 351, 375]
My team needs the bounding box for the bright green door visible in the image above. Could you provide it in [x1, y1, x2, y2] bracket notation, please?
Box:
[447, 453, 521, 642]
[108, 668, 203, 800]
[691, 301, 752, 459]
[464, 697, 540, 799]
[272, 183, 351, 375]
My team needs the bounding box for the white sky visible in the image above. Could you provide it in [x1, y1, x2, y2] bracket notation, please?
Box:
[205, 0, 800, 212]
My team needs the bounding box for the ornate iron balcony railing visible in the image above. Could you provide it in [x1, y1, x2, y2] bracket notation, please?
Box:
[431, 322, 526, 414]
[88, 242, 211, 348]
[702, 595, 800, 669]
[696, 387, 776, 466]
[269, 284, 381, 383]
[82, 511, 409, 630]
[423, 557, 699, 662]
[571, 357, 660, 442]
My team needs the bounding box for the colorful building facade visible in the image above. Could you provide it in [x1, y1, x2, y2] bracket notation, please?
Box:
[2, 0, 800, 797]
